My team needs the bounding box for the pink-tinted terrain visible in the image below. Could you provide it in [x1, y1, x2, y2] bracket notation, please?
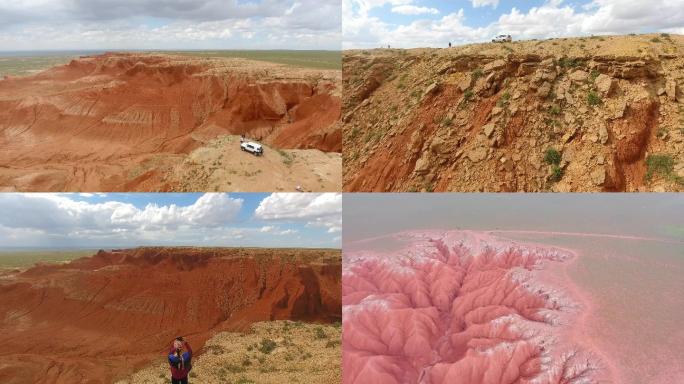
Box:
[343, 230, 613, 384]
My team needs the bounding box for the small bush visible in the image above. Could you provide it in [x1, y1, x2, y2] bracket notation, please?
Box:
[645, 154, 677, 181]
[242, 358, 252, 367]
[258, 338, 277, 354]
[544, 148, 562, 166]
[661, 33, 670, 38]
[651, 37, 662, 43]
[325, 340, 341, 348]
[463, 89, 474, 102]
[548, 104, 561, 115]
[497, 91, 511, 107]
[550, 165, 564, 182]
[472, 68, 483, 81]
[558, 57, 579, 68]
[225, 364, 246, 373]
[314, 327, 328, 339]
[590, 70, 600, 81]
[587, 91, 602, 106]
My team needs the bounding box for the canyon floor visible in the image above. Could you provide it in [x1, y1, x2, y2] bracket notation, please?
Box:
[0, 53, 341, 192]
[0, 247, 341, 383]
[343, 34, 684, 192]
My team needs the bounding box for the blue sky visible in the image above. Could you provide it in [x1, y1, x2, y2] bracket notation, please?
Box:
[343, 0, 684, 48]
[0, 193, 341, 249]
[0, 0, 341, 51]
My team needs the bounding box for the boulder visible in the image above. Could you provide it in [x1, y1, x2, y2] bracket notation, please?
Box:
[665, 80, 678, 102]
[458, 73, 473, 92]
[484, 59, 507, 73]
[595, 74, 616, 97]
[569, 70, 589, 83]
[483, 123, 496, 138]
[590, 167, 606, 186]
[424, 82, 440, 97]
[537, 81, 552, 98]
[599, 124, 609, 144]
[466, 146, 488, 163]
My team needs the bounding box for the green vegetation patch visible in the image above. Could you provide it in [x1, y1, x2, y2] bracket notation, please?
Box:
[587, 91, 602, 106]
[544, 148, 562, 166]
[0, 54, 79, 77]
[645, 154, 682, 184]
[258, 338, 277, 354]
[0, 249, 95, 268]
[169, 50, 341, 70]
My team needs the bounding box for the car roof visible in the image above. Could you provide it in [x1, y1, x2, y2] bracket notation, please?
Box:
[245, 142, 262, 147]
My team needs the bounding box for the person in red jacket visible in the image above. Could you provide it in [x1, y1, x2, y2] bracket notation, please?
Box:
[168, 337, 192, 384]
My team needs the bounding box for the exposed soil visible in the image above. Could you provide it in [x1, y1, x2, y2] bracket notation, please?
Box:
[0, 53, 341, 192]
[343, 34, 684, 192]
[0, 247, 341, 383]
[343, 230, 610, 383]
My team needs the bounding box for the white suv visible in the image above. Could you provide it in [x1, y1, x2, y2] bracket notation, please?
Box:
[492, 34, 512, 43]
[241, 142, 263, 156]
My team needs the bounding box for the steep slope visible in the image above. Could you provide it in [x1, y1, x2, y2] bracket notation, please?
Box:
[343, 34, 684, 192]
[0, 247, 341, 383]
[0, 53, 341, 191]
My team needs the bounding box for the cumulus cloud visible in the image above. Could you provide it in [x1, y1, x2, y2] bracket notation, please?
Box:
[0, 193, 243, 234]
[471, 0, 499, 8]
[392, 5, 439, 15]
[343, 0, 684, 48]
[0, 193, 339, 248]
[0, 0, 341, 50]
[255, 193, 342, 233]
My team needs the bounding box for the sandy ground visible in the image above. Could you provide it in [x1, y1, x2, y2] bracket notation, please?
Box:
[117, 321, 341, 384]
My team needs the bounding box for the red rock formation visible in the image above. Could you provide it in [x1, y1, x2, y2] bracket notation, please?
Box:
[0, 247, 341, 383]
[0, 53, 341, 191]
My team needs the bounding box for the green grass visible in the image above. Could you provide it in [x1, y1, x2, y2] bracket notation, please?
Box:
[645, 154, 681, 183]
[258, 338, 277, 354]
[550, 165, 563, 182]
[0, 249, 95, 268]
[0, 55, 78, 76]
[587, 91, 602, 106]
[544, 148, 562, 166]
[168, 50, 341, 70]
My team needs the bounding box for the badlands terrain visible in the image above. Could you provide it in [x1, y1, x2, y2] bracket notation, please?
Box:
[0, 53, 341, 192]
[343, 34, 684, 192]
[344, 231, 605, 384]
[0, 247, 341, 383]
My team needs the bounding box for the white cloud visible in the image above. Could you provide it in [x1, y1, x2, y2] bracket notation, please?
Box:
[0, 0, 341, 50]
[0, 193, 339, 249]
[471, 0, 499, 8]
[0, 193, 242, 240]
[255, 193, 342, 233]
[343, 0, 684, 48]
[392, 5, 439, 15]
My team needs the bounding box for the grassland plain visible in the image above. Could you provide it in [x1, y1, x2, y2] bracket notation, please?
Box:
[167, 50, 342, 70]
[0, 54, 79, 76]
[0, 249, 96, 268]
[0, 50, 341, 77]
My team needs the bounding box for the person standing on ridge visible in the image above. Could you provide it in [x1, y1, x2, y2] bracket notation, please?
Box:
[168, 337, 193, 384]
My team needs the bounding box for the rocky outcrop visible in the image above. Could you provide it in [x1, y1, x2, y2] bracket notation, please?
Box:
[0, 247, 341, 383]
[343, 34, 684, 192]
